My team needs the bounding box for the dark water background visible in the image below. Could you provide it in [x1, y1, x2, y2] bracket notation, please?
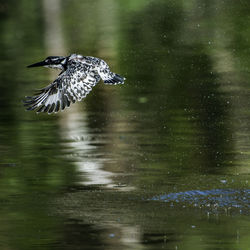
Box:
[0, 0, 250, 249]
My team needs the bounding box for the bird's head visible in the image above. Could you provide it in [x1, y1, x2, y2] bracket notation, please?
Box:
[27, 56, 67, 70]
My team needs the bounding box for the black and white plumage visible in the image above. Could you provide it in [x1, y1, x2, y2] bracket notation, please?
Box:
[24, 54, 125, 114]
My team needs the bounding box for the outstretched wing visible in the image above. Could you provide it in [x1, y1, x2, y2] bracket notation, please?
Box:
[24, 64, 100, 114]
[97, 59, 125, 85]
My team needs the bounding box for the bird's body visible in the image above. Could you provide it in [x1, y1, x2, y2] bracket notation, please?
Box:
[24, 54, 125, 114]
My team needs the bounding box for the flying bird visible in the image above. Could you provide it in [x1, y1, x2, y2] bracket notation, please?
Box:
[24, 54, 125, 114]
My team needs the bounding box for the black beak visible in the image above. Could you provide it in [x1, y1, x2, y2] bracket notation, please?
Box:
[27, 60, 47, 68]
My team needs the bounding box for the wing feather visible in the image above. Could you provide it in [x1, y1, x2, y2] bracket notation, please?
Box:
[24, 63, 100, 114]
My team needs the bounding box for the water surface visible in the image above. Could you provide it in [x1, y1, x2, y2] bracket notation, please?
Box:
[0, 0, 250, 249]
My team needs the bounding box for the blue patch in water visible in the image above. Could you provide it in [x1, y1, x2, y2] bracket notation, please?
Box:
[150, 189, 250, 211]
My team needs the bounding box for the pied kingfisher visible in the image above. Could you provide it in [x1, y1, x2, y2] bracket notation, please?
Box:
[24, 54, 125, 114]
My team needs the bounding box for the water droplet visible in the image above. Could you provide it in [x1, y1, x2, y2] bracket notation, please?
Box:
[109, 233, 115, 238]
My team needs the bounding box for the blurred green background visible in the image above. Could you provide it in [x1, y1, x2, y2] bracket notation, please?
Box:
[0, 0, 249, 249]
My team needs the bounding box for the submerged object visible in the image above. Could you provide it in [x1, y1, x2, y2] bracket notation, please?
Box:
[24, 54, 125, 114]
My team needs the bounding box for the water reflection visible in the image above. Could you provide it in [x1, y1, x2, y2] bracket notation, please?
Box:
[43, 0, 66, 55]
[59, 105, 114, 186]
[42, 0, 114, 187]
[0, 0, 250, 249]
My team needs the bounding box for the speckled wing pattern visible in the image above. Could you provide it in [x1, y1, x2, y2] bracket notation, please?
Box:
[95, 58, 125, 85]
[83, 56, 125, 85]
[24, 61, 100, 114]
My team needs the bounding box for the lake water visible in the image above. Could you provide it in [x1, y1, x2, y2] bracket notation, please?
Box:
[0, 0, 249, 249]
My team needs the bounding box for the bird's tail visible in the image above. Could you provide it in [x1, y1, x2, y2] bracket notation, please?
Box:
[103, 73, 125, 85]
